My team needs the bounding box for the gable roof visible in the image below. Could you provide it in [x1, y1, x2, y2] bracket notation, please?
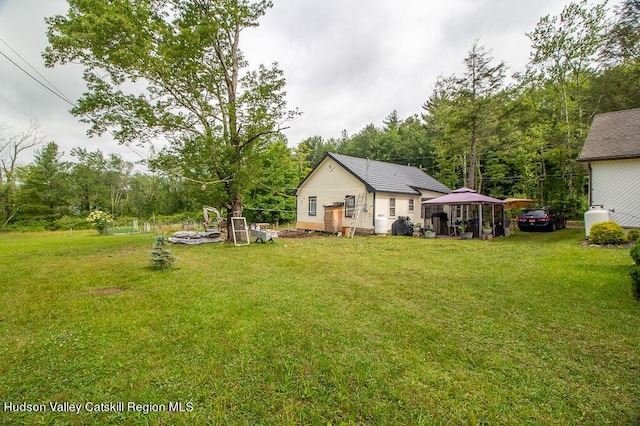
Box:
[298, 152, 451, 195]
[578, 108, 640, 162]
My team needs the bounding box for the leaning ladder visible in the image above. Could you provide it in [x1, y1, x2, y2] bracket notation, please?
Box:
[348, 194, 364, 238]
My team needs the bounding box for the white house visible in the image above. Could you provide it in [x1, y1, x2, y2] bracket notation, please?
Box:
[295, 153, 451, 234]
[578, 108, 640, 228]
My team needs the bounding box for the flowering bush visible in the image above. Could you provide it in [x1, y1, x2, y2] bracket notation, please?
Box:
[86, 210, 113, 234]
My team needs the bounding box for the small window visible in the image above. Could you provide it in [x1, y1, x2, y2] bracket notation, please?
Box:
[308, 196, 317, 216]
[389, 198, 396, 217]
[345, 195, 356, 217]
[408, 199, 415, 212]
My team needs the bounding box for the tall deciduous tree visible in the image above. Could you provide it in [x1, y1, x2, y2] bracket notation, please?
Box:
[605, 0, 640, 62]
[527, 0, 608, 202]
[244, 138, 297, 224]
[44, 0, 296, 240]
[0, 121, 45, 226]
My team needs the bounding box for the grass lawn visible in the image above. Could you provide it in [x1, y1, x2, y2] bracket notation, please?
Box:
[0, 229, 639, 424]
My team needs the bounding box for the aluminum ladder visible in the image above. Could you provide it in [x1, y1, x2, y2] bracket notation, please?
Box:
[347, 194, 364, 238]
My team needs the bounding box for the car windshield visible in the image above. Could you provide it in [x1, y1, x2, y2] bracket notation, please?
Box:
[521, 209, 546, 218]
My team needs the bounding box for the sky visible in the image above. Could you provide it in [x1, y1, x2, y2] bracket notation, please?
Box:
[0, 0, 615, 166]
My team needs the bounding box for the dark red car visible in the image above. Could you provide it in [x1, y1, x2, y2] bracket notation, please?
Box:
[517, 207, 567, 232]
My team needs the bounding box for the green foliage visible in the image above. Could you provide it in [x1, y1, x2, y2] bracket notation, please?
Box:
[1, 0, 638, 234]
[589, 221, 626, 245]
[630, 264, 640, 300]
[244, 139, 297, 224]
[630, 239, 640, 300]
[44, 0, 297, 242]
[626, 228, 640, 243]
[149, 235, 175, 270]
[630, 239, 640, 265]
[54, 215, 90, 231]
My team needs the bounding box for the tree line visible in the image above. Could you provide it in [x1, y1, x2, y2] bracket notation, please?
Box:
[0, 124, 305, 230]
[2, 0, 639, 231]
[297, 0, 640, 217]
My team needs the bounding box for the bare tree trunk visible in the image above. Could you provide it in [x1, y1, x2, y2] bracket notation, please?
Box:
[469, 118, 478, 191]
[561, 84, 574, 196]
[225, 194, 243, 243]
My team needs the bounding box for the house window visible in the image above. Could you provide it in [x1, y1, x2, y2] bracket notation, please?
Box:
[408, 199, 415, 213]
[345, 195, 356, 217]
[308, 196, 317, 216]
[389, 198, 396, 217]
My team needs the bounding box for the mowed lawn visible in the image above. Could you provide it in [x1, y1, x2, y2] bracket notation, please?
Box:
[0, 229, 639, 425]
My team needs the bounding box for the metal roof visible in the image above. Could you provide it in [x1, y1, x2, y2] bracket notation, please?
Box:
[328, 153, 451, 195]
[578, 108, 640, 162]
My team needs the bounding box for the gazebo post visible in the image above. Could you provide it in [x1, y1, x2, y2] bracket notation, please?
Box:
[478, 204, 483, 239]
[491, 204, 495, 236]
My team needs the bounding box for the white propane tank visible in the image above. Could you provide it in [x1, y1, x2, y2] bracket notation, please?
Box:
[374, 215, 388, 234]
[584, 205, 611, 238]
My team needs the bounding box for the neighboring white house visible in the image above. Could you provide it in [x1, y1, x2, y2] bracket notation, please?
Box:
[578, 108, 640, 228]
[295, 153, 451, 233]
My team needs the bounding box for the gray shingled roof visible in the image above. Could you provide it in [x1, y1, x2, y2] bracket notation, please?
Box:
[328, 153, 451, 195]
[579, 108, 640, 162]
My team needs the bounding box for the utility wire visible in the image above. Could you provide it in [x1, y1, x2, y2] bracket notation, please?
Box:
[0, 49, 74, 108]
[0, 36, 74, 105]
[0, 37, 148, 161]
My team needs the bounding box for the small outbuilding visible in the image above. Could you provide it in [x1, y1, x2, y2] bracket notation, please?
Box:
[578, 108, 640, 228]
[295, 153, 451, 234]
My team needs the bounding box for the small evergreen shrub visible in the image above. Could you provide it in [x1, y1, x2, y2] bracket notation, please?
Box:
[589, 221, 625, 245]
[626, 229, 640, 243]
[149, 235, 175, 270]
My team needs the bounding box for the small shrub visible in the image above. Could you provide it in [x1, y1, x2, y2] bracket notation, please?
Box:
[631, 240, 640, 300]
[631, 240, 640, 266]
[626, 229, 640, 243]
[631, 265, 640, 300]
[589, 221, 625, 245]
[149, 235, 175, 270]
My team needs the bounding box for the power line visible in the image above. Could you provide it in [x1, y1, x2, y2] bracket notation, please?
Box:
[0, 36, 74, 106]
[0, 37, 148, 161]
[0, 49, 74, 108]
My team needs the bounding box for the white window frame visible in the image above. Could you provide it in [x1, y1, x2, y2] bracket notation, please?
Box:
[308, 196, 317, 216]
[345, 195, 356, 218]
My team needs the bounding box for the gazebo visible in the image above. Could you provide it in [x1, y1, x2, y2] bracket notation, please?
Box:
[422, 187, 506, 238]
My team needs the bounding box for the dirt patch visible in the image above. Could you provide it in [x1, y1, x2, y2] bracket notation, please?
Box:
[581, 240, 636, 249]
[278, 229, 318, 238]
[85, 287, 129, 296]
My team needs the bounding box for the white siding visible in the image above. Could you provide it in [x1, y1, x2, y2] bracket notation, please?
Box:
[591, 159, 640, 228]
[374, 190, 447, 227]
[376, 194, 419, 223]
[297, 157, 373, 230]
